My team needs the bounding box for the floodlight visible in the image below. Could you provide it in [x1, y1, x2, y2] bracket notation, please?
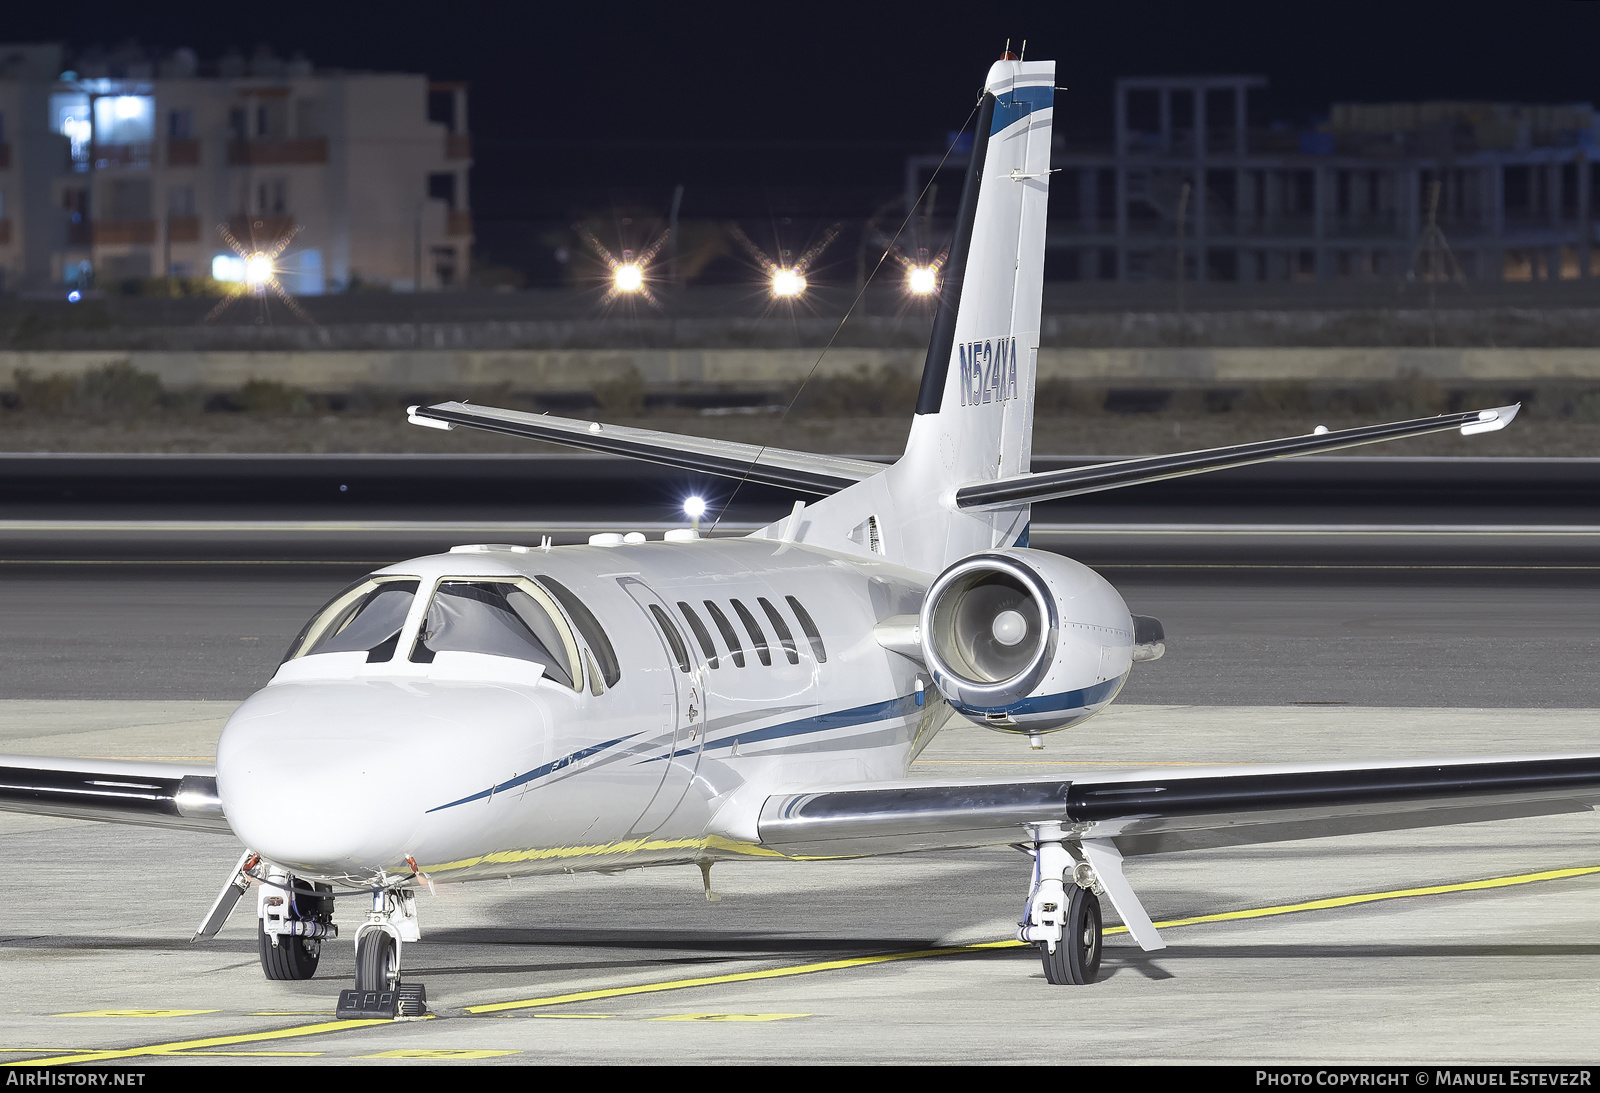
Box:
[683, 496, 707, 519]
[771, 268, 806, 298]
[245, 252, 274, 289]
[614, 263, 644, 293]
[907, 265, 938, 295]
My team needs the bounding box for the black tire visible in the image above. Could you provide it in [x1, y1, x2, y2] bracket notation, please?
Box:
[1038, 886, 1103, 985]
[355, 929, 398, 993]
[258, 919, 321, 980]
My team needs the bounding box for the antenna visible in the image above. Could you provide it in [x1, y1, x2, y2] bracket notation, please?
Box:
[1020, 39, 1027, 60]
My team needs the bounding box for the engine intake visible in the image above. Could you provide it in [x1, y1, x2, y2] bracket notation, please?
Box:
[920, 549, 1135, 735]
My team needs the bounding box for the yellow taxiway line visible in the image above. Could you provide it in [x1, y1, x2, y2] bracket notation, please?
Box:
[468, 862, 1600, 1013]
[15, 862, 1600, 1066]
[15, 1019, 408, 1067]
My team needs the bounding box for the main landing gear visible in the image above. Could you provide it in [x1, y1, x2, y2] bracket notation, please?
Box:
[335, 886, 427, 1019]
[257, 868, 336, 981]
[1018, 826, 1167, 985]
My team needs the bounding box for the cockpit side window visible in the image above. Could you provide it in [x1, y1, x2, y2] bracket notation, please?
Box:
[284, 577, 420, 664]
[411, 579, 580, 689]
[537, 576, 621, 688]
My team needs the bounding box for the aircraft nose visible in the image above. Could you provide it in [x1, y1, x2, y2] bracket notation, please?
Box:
[216, 684, 433, 874]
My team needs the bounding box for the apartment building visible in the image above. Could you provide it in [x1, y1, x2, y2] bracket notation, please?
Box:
[0, 42, 472, 294]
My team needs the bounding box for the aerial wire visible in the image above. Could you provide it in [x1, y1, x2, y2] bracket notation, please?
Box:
[705, 96, 984, 536]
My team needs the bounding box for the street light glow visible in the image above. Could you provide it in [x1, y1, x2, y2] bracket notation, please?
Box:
[770, 268, 806, 298]
[244, 252, 274, 289]
[613, 262, 644, 293]
[907, 265, 938, 295]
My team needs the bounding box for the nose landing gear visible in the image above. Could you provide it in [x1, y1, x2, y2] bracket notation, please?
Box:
[335, 886, 427, 1019]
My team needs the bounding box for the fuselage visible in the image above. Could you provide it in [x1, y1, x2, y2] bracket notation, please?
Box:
[215, 536, 1126, 887]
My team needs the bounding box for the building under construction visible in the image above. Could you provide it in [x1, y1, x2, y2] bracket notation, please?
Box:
[912, 76, 1600, 285]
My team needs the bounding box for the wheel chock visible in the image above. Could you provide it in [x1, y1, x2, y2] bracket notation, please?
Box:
[336, 981, 427, 1020]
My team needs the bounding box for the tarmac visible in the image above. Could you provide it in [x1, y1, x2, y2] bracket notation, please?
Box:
[0, 562, 1598, 1064]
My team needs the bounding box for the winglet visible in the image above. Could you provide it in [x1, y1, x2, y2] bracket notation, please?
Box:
[1460, 403, 1520, 436]
[407, 405, 455, 431]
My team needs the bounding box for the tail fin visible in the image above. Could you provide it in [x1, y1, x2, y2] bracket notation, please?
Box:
[773, 57, 1055, 574]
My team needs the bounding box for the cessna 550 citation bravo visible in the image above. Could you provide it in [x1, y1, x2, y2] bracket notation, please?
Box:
[2, 53, 1591, 1011]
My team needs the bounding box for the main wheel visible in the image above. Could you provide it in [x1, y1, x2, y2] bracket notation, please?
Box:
[355, 929, 398, 993]
[258, 921, 321, 981]
[1038, 886, 1103, 985]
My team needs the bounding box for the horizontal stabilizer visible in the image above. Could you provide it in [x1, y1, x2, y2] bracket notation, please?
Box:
[409, 402, 883, 495]
[955, 404, 1520, 510]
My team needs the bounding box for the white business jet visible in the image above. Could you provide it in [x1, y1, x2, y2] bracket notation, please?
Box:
[1, 54, 1585, 1012]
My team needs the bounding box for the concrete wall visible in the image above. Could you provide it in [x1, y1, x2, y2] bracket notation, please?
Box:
[7, 346, 1600, 394]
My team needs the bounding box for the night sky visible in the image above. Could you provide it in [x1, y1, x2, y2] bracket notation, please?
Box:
[9, 1, 1600, 275]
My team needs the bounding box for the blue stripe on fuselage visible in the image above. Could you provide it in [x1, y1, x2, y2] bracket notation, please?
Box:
[990, 83, 1054, 135]
[426, 732, 641, 813]
[708, 692, 922, 752]
[952, 674, 1125, 717]
[648, 692, 924, 763]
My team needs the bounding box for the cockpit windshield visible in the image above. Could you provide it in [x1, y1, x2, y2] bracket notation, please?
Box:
[411, 579, 580, 689]
[284, 577, 420, 663]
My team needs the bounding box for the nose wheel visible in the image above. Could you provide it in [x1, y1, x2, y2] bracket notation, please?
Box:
[355, 929, 398, 992]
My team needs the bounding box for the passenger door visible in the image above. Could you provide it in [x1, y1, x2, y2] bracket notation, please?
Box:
[617, 577, 706, 836]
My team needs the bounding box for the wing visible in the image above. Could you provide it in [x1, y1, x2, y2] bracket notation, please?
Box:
[0, 754, 231, 834]
[757, 750, 1600, 859]
[408, 401, 884, 495]
[955, 404, 1520, 510]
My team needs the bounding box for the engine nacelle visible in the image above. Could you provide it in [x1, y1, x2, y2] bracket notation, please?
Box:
[920, 548, 1134, 736]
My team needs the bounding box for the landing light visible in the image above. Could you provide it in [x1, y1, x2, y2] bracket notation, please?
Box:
[771, 268, 806, 298]
[614, 263, 644, 293]
[244, 252, 273, 290]
[907, 265, 938, 295]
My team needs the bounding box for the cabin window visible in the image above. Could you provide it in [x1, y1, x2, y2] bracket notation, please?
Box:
[411, 579, 580, 689]
[537, 575, 621, 687]
[730, 599, 771, 667]
[786, 595, 828, 663]
[649, 604, 691, 672]
[758, 597, 800, 664]
[677, 602, 720, 669]
[704, 601, 745, 668]
[285, 577, 419, 664]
